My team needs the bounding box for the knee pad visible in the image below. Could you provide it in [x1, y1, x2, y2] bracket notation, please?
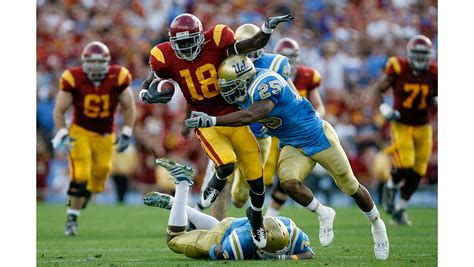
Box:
[401, 169, 422, 199]
[391, 168, 410, 184]
[67, 181, 91, 198]
[247, 177, 265, 195]
[216, 163, 235, 179]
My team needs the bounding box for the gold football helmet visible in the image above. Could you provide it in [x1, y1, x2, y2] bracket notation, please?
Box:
[218, 55, 256, 104]
[235, 24, 263, 61]
[262, 217, 290, 253]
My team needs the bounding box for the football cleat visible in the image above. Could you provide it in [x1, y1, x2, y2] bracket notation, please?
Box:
[155, 158, 195, 185]
[371, 219, 390, 260]
[318, 206, 336, 247]
[143, 192, 174, 210]
[391, 209, 412, 226]
[200, 174, 228, 208]
[382, 185, 397, 215]
[64, 215, 78, 236]
[246, 207, 267, 249]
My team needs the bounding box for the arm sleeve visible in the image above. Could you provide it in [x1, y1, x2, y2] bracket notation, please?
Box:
[384, 56, 402, 77]
[149, 44, 171, 78]
[59, 70, 76, 93]
[220, 234, 237, 260]
[116, 66, 132, 93]
[275, 56, 291, 81]
[310, 68, 322, 89]
[292, 230, 314, 255]
[213, 24, 236, 49]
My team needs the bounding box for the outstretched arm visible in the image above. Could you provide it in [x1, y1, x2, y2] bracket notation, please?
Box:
[184, 99, 276, 128]
[227, 14, 294, 56]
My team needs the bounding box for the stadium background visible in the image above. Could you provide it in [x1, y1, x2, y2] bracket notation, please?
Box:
[36, 0, 438, 207]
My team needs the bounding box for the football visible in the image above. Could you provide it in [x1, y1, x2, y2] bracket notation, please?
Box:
[157, 79, 175, 95]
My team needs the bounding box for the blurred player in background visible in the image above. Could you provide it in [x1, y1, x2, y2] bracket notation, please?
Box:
[144, 158, 314, 261]
[138, 13, 294, 248]
[185, 55, 389, 260]
[374, 35, 437, 225]
[265, 37, 327, 217]
[52, 41, 137, 236]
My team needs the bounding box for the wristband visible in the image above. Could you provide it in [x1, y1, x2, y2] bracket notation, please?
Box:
[139, 89, 148, 102]
[56, 128, 68, 137]
[261, 22, 273, 34]
[121, 126, 133, 137]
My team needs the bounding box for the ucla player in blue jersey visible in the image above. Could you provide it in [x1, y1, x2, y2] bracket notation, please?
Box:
[144, 158, 314, 261]
[185, 55, 390, 260]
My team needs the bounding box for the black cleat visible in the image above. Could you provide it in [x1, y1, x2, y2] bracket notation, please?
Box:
[391, 209, 412, 226]
[200, 175, 227, 208]
[382, 185, 396, 215]
[246, 207, 267, 248]
[64, 214, 78, 236]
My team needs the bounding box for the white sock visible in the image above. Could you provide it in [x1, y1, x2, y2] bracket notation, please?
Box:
[397, 199, 408, 210]
[186, 206, 218, 230]
[386, 178, 395, 189]
[67, 209, 80, 216]
[306, 197, 328, 217]
[265, 206, 280, 217]
[168, 182, 189, 227]
[363, 204, 380, 222]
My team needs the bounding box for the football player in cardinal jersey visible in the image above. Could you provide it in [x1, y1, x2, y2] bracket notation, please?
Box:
[139, 13, 294, 248]
[52, 41, 137, 236]
[374, 35, 437, 225]
[142, 158, 314, 261]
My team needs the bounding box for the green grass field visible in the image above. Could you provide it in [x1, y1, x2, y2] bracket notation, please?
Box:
[37, 203, 437, 266]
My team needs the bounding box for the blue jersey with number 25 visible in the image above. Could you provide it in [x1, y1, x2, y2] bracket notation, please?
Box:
[238, 68, 330, 156]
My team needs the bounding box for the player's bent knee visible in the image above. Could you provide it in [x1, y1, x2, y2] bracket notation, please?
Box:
[67, 181, 90, 198]
[334, 172, 359, 196]
[216, 163, 235, 178]
[281, 179, 299, 194]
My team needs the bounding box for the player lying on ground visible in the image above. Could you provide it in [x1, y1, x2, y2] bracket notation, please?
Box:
[185, 55, 389, 260]
[144, 158, 314, 260]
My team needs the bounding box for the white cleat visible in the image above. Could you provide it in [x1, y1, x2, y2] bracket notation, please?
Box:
[318, 207, 336, 247]
[372, 218, 389, 260]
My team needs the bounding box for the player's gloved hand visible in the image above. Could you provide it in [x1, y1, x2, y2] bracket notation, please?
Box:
[139, 79, 172, 104]
[51, 128, 75, 153]
[115, 126, 132, 152]
[379, 103, 400, 121]
[184, 111, 216, 128]
[262, 14, 295, 34]
[257, 250, 293, 260]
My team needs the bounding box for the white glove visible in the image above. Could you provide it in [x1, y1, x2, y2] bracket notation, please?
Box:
[379, 103, 400, 121]
[51, 128, 75, 153]
[184, 111, 216, 128]
[433, 96, 438, 106]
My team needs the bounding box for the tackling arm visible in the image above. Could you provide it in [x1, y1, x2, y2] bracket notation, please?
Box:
[216, 99, 275, 126]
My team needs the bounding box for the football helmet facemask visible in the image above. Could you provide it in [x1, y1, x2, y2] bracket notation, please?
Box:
[235, 24, 263, 61]
[407, 35, 433, 71]
[81, 41, 111, 82]
[274, 37, 300, 69]
[261, 217, 290, 254]
[218, 55, 256, 104]
[169, 13, 205, 61]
